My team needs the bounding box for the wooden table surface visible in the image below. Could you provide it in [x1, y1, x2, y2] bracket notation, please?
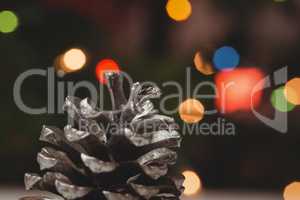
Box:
[1, 187, 281, 200]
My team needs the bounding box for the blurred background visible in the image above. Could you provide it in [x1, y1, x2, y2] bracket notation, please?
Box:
[1, 0, 300, 199]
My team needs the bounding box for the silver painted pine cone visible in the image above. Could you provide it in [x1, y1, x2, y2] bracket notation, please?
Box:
[21, 72, 184, 200]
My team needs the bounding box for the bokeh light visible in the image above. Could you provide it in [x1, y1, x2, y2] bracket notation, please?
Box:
[284, 78, 300, 105]
[213, 46, 240, 71]
[178, 99, 205, 124]
[62, 48, 87, 72]
[0, 10, 19, 33]
[215, 68, 264, 113]
[194, 51, 214, 75]
[182, 170, 202, 196]
[271, 86, 295, 112]
[54, 55, 65, 77]
[284, 182, 300, 200]
[96, 59, 120, 84]
[166, 0, 192, 22]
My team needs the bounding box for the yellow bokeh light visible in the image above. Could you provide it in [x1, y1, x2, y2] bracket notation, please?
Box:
[178, 99, 205, 124]
[0, 10, 19, 33]
[62, 48, 87, 72]
[166, 0, 192, 22]
[194, 51, 214, 75]
[284, 182, 300, 200]
[284, 78, 300, 105]
[182, 170, 202, 196]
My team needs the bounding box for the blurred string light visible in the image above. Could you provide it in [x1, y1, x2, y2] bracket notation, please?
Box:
[284, 78, 300, 105]
[178, 99, 205, 124]
[271, 86, 295, 112]
[166, 0, 192, 22]
[182, 170, 202, 196]
[0, 10, 19, 33]
[96, 59, 120, 84]
[215, 68, 264, 113]
[284, 182, 300, 200]
[58, 48, 87, 74]
[194, 51, 214, 75]
[213, 46, 240, 71]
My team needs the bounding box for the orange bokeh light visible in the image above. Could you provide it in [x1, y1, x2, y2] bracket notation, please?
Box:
[62, 48, 87, 72]
[182, 170, 202, 196]
[166, 0, 192, 22]
[95, 59, 120, 84]
[178, 99, 205, 124]
[194, 51, 214, 75]
[284, 182, 300, 200]
[284, 78, 300, 105]
[215, 68, 265, 113]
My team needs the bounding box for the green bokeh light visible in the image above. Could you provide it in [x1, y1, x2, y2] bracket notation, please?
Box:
[271, 86, 295, 112]
[0, 10, 19, 33]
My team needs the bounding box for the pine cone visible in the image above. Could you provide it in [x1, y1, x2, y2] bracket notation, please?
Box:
[21, 72, 184, 200]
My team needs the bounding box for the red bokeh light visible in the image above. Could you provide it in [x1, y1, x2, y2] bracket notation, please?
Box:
[215, 68, 265, 113]
[95, 59, 120, 84]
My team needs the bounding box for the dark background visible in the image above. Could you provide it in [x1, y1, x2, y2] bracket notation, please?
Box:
[1, 0, 300, 192]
